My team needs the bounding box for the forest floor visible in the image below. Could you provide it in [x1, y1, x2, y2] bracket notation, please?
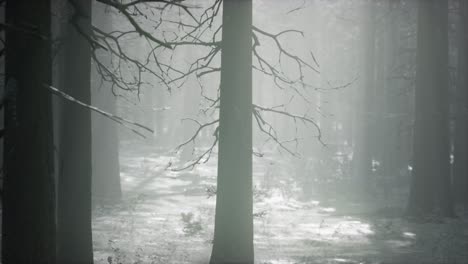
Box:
[92, 140, 468, 264]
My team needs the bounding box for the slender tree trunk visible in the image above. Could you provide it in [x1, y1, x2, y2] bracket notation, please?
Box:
[2, 0, 56, 263]
[210, 0, 254, 263]
[407, 0, 454, 217]
[352, 0, 375, 195]
[57, 0, 94, 263]
[180, 86, 201, 162]
[154, 88, 166, 146]
[464, 0, 468, 207]
[374, 11, 387, 177]
[380, 0, 401, 197]
[141, 84, 155, 141]
[91, 76, 121, 204]
[92, 2, 121, 204]
[91, 74, 121, 204]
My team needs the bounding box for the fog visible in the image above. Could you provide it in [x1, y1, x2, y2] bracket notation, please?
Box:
[1, 0, 468, 263]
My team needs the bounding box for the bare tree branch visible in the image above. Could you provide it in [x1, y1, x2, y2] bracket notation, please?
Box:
[46, 84, 153, 138]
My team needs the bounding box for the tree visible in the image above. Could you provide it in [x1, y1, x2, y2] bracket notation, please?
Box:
[91, 1, 121, 204]
[464, 0, 468, 207]
[56, 0, 192, 258]
[210, 0, 254, 263]
[57, 0, 94, 262]
[453, 0, 468, 206]
[377, 0, 403, 201]
[352, 0, 376, 195]
[407, 0, 454, 217]
[160, 2, 320, 261]
[2, 0, 56, 262]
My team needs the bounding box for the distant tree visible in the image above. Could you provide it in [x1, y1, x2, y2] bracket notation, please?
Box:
[464, 0, 468, 207]
[153, 85, 167, 147]
[375, 0, 404, 199]
[91, 2, 121, 204]
[352, 0, 376, 195]
[2, 0, 56, 263]
[407, 0, 454, 217]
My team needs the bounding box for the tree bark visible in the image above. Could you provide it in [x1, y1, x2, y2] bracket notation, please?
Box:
[454, 0, 468, 206]
[407, 0, 454, 217]
[2, 0, 56, 263]
[464, 0, 468, 208]
[57, 0, 94, 263]
[210, 0, 254, 263]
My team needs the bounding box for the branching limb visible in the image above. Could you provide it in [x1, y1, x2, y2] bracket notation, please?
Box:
[253, 103, 324, 157]
[46, 84, 153, 138]
[174, 118, 219, 151]
[171, 125, 219, 171]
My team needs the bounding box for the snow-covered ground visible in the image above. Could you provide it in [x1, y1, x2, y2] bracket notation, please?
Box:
[92, 140, 468, 264]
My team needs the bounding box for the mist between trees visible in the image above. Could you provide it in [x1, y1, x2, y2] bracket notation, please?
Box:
[0, 0, 468, 263]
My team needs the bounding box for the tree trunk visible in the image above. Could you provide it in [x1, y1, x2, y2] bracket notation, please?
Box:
[180, 86, 200, 163]
[380, 0, 402, 199]
[407, 0, 454, 217]
[464, 0, 468, 208]
[154, 87, 166, 147]
[91, 2, 121, 204]
[57, 0, 94, 263]
[209, 0, 254, 263]
[352, 0, 375, 195]
[454, 0, 468, 206]
[2, 0, 56, 263]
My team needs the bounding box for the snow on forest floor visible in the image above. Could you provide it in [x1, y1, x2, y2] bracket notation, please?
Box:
[93, 140, 468, 264]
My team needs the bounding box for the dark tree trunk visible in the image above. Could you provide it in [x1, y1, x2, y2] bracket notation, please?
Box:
[454, 0, 468, 206]
[465, 0, 468, 207]
[91, 2, 121, 204]
[57, 0, 94, 263]
[209, 0, 254, 263]
[407, 0, 454, 217]
[2, 0, 56, 263]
